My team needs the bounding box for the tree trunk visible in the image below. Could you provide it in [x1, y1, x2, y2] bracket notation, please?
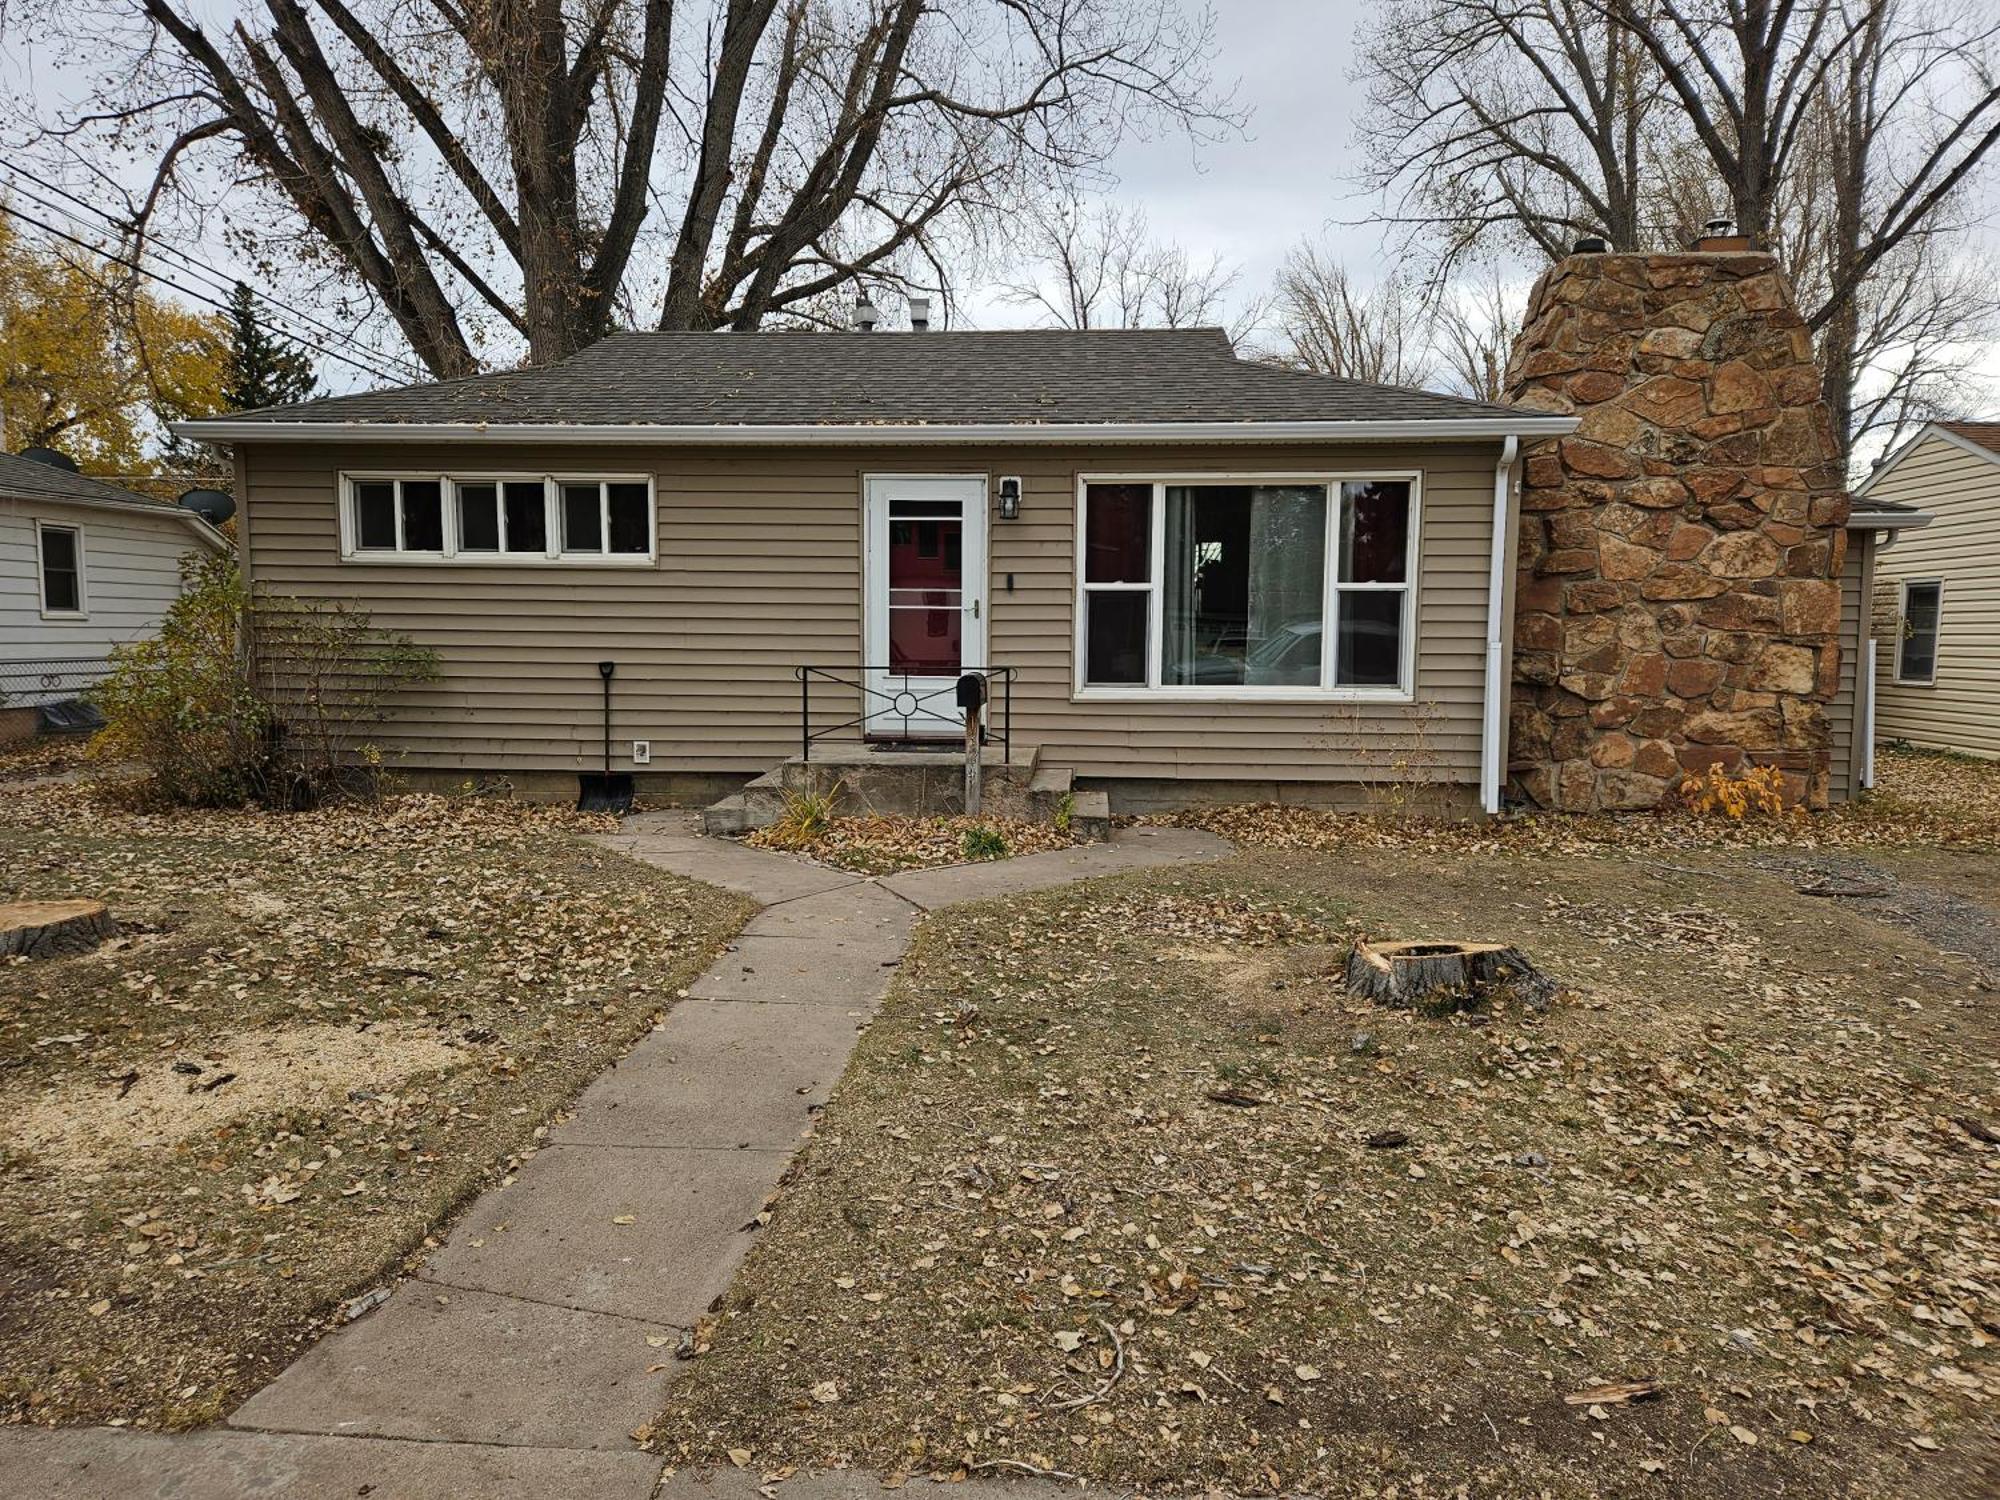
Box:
[1344, 937, 1556, 1013]
[0, 899, 116, 958]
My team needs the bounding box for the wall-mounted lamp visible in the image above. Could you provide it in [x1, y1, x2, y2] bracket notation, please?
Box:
[997, 476, 1022, 520]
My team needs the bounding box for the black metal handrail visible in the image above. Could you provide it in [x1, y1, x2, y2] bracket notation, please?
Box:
[795, 665, 1015, 761]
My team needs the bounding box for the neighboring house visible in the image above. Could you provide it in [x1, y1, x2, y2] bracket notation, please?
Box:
[171, 249, 1885, 818]
[1857, 421, 2000, 759]
[0, 450, 227, 738]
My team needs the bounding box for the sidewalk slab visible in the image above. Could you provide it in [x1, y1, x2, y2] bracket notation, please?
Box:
[688, 933, 903, 1007]
[230, 1284, 672, 1450]
[741, 880, 917, 944]
[600, 830, 859, 905]
[555, 1000, 862, 1149]
[421, 1143, 783, 1325]
[881, 827, 1231, 908]
[0, 1426, 661, 1500]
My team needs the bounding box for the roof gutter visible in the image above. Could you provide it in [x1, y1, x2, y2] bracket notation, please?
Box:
[172, 415, 1580, 446]
[1480, 435, 1520, 817]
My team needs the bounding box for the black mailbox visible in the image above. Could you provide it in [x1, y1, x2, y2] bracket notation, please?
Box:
[955, 672, 987, 710]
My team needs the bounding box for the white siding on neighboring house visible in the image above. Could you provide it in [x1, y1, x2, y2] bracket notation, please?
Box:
[1864, 430, 2000, 759]
[0, 496, 214, 701]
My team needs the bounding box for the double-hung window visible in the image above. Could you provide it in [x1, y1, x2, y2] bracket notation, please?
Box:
[1896, 580, 1942, 685]
[36, 521, 85, 616]
[341, 473, 654, 563]
[1077, 474, 1418, 697]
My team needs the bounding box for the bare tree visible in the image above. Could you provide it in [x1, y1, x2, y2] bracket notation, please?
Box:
[994, 192, 1243, 333]
[13, 0, 1229, 375]
[1264, 242, 1432, 386]
[1357, 0, 2000, 465]
[1433, 267, 1526, 401]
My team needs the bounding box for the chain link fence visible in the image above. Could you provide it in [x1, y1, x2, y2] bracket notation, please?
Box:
[0, 657, 111, 732]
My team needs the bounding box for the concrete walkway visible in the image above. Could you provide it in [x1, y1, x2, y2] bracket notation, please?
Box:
[3, 814, 1227, 1499]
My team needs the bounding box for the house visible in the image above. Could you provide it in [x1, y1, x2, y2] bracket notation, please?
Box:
[1853, 421, 1996, 758]
[0, 450, 228, 743]
[174, 241, 1878, 820]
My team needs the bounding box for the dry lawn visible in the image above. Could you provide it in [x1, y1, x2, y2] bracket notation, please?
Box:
[0, 777, 750, 1430]
[659, 798, 1997, 1496]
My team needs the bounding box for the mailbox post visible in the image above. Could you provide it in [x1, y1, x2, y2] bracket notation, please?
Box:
[956, 672, 987, 816]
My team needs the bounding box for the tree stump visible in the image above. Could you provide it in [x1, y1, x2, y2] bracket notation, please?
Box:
[1345, 938, 1556, 1014]
[0, 899, 116, 959]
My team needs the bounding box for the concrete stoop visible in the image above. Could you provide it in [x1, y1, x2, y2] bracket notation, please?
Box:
[701, 740, 1110, 840]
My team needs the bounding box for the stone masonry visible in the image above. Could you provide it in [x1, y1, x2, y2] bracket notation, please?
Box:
[1504, 249, 1851, 812]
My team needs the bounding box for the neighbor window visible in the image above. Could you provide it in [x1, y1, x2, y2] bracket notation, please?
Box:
[37, 522, 84, 615]
[1078, 476, 1417, 695]
[343, 474, 654, 563]
[1897, 580, 1942, 684]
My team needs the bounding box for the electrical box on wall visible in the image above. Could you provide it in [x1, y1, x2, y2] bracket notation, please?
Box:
[631, 740, 652, 765]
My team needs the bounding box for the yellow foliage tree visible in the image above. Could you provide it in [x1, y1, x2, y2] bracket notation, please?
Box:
[0, 214, 227, 473]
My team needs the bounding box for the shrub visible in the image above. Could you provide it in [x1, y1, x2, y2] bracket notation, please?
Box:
[93, 553, 439, 808]
[959, 823, 1008, 860]
[251, 589, 439, 805]
[92, 553, 270, 805]
[1678, 762, 1793, 820]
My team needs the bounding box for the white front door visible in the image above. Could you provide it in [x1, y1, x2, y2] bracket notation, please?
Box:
[863, 474, 988, 738]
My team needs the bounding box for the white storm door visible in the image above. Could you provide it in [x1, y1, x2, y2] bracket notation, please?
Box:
[863, 474, 988, 738]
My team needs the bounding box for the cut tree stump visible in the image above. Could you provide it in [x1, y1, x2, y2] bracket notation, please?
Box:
[1345, 937, 1556, 1014]
[0, 899, 116, 959]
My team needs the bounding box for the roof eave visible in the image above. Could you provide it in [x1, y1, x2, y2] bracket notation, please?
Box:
[172, 415, 1581, 446]
[1, 488, 229, 548]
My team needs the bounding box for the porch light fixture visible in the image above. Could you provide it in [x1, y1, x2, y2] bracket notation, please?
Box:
[997, 476, 1021, 520]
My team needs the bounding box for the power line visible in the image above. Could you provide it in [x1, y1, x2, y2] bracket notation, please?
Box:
[0, 196, 411, 386]
[2, 161, 425, 383]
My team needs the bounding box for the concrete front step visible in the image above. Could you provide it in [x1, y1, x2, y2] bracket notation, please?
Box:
[700, 743, 1105, 839]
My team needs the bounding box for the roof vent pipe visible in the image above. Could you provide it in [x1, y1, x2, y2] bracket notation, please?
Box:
[852, 294, 880, 332]
[909, 295, 930, 333]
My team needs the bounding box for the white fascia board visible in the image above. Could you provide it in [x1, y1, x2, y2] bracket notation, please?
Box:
[173, 416, 1580, 446]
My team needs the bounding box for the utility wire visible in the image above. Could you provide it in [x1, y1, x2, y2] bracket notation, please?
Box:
[2, 160, 425, 382]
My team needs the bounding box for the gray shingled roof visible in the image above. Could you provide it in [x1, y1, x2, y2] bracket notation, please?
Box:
[200, 328, 1538, 429]
[0, 451, 175, 509]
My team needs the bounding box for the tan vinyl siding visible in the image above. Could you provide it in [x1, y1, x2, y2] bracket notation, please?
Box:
[1867, 432, 2000, 759]
[240, 440, 1506, 784]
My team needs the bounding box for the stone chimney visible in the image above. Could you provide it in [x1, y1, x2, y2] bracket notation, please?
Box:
[1505, 247, 1850, 811]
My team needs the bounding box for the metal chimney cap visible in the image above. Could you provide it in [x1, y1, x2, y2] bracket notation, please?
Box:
[1572, 235, 1610, 254]
[908, 295, 931, 332]
[852, 294, 880, 332]
[1704, 215, 1734, 237]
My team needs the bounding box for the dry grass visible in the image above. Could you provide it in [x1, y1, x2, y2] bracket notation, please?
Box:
[657, 843, 1997, 1498]
[0, 777, 751, 1430]
[746, 814, 1079, 876]
[1145, 746, 2000, 856]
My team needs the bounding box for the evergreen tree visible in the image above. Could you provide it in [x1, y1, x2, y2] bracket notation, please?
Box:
[222, 282, 317, 411]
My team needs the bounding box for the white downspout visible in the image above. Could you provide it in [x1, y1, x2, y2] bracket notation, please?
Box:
[1481, 435, 1520, 815]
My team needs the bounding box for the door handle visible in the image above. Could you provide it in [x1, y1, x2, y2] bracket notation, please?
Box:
[967, 599, 980, 619]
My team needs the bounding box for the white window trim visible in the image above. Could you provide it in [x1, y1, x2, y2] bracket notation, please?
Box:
[338, 471, 657, 565]
[35, 519, 87, 619]
[1894, 577, 1943, 686]
[1071, 470, 1423, 703]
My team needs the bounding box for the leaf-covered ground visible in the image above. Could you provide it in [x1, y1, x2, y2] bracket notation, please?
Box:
[746, 815, 1079, 875]
[658, 837, 1997, 1496]
[0, 779, 751, 1430]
